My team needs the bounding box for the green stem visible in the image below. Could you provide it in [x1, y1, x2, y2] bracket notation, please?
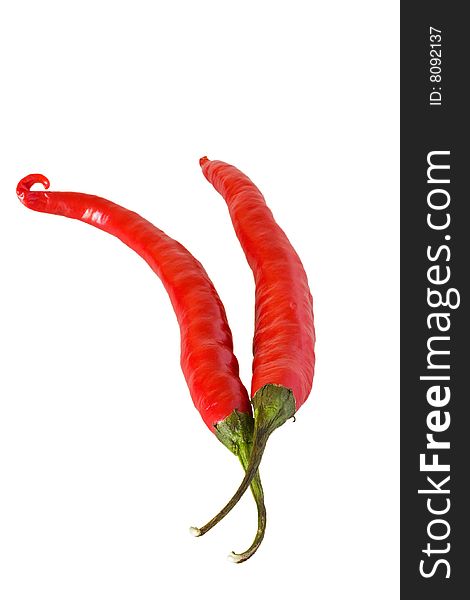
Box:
[190, 409, 266, 560]
[192, 385, 295, 545]
[230, 439, 267, 563]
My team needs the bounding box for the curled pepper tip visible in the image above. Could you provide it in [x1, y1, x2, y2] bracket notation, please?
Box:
[199, 156, 209, 168]
[16, 174, 50, 201]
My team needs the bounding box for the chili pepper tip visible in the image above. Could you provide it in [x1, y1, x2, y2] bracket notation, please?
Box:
[16, 174, 50, 202]
[189, 526, 202, 537]
[199, 156, 209, 167]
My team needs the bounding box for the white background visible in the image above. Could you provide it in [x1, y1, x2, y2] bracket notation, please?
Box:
[0, 1, 399, 598]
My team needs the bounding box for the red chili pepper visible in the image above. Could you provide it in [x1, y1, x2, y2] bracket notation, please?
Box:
[17, 174, 265, 561]
[194, 158, 315, 561]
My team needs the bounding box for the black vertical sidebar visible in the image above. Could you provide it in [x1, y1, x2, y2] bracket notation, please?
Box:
[401, 3, 468, 598]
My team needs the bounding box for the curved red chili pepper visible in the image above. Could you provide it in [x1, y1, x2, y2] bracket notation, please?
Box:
[17, 174, 265, 561]
[194, 158, 315, 561]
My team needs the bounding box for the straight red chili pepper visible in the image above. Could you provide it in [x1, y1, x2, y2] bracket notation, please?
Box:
[194, 158, 315, 561]
[17, 174, 265, 561]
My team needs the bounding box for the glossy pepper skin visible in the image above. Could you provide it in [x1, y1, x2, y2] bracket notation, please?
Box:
[17, 174, 250, 430]
[17, 174, 266, 562]
[200, 158, 315, 407]
[195, 158, 315, 561]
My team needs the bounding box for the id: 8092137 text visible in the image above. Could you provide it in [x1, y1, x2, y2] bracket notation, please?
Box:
[429, 26, 442, 107]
